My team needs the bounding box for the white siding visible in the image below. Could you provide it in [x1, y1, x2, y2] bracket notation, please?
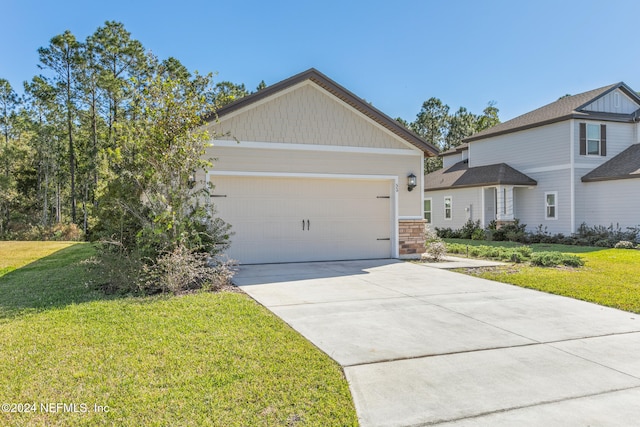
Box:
[427, 188, 482, 230]
[582, 89, 640, 114]
[576, 179, 640, 230]
[573, 120, 636, 167]
[469, 121, 571, 170]
[513, 169, 572, 234]
[442, 149, 468, 169]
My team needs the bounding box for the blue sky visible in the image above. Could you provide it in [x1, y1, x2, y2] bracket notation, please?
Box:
[2, 0, 639, 123]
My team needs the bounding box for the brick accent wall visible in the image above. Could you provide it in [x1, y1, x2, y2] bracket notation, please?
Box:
[399, 219, 426, 258]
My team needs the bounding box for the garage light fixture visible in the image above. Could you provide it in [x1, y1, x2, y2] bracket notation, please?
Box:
[407, 173, 417, 192]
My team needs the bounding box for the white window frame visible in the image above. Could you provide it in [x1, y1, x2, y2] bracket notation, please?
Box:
[545, 191, 558, 220]
[586, 123, 601, 156]
[444, 196, 452, 220]
[424, 198, 432, 223]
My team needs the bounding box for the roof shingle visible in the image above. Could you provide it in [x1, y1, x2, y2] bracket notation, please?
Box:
[582, 144, 640, 182]
[465, 83, 640, 142]
[425, 161, 537, 190]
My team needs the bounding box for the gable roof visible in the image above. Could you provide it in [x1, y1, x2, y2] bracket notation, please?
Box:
[206, 68, 438, 156]
[424, 161, 537, 191]
[581, 144, 640, 182]
[440, 142, 468, 156]
[465, 82, 640, 142]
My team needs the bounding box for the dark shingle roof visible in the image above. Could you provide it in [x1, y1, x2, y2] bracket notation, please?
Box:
[424, 161, 537, 191]
[440, 143, 468, 156]
[206, 68, 438, 156]
[582, 144, 640, 182]
[465, 83, 640, 142]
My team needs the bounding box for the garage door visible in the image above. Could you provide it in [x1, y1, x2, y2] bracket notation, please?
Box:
[210, 176, 393, 264]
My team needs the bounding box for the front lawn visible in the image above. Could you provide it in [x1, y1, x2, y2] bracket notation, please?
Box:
[0, 242, 358, 426]
[446, 239, 640, 314]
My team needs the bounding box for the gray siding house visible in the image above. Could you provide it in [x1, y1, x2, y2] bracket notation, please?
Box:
[425, 82, 640, 235]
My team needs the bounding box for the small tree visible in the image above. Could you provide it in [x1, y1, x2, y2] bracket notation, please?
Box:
[423, 224, 447, 262]
[93, 55, 232, 293]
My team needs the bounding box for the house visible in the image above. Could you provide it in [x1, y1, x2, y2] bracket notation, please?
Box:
[424, 82, 640, 235]
[202, 69, 438, 264]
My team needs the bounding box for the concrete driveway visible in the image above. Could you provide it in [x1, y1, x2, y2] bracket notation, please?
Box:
[233, 259, 640, 426]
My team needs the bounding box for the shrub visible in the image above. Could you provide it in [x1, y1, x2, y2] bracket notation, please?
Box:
[486, 219, 527, 242]
[614, 241, 636, 249]
[424, 225, 447, 261]
[424, 241, 447, 262]
[141, 244, 236, 294]
[530, 252, 584, 267]
[444, 242, 533, 263]
[471, 228, 485, 240]
[460, 220, 482, 239]
[435, 227, 459, 239]
[87, 243, 145, 295]
[575, 222, 639, 246]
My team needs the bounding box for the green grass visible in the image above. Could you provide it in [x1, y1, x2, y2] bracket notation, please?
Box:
[444, 238, 605, 254]
[448, 239, 640, 314]
[0, 242, 357, 426]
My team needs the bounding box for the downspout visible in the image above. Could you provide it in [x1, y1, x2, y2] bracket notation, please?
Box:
[569, 119, 575, 233]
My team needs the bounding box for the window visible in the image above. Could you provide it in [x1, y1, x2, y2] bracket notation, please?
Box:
[444, 196, 452, 220]
[545, 192, 557, 220]
[580, 123, 607, 156]
[586, 124, 600, 155]
[424, 198, 432, 223]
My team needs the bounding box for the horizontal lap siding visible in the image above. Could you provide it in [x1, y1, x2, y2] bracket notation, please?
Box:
[204, 146, 423, 218]
[470, 121, 570, 170]
[427, 188, 482, 230]
[573, 121, 635, 167]
[515, 169, 572, 234]
[576, 179, 640, 230]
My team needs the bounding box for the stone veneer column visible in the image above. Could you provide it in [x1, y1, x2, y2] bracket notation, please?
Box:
[398, 219, 426, 258]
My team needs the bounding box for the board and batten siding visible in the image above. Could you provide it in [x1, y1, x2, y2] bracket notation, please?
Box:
[469, 121, 570, 170]
[583, 88, 639, 115]
[204, 81, 411, 151]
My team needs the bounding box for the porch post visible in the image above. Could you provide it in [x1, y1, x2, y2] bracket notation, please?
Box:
[496, 185, 514, 223]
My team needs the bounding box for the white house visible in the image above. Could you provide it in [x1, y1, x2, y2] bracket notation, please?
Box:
[425, 82, 640, 235]
[202, 69, 437, 264]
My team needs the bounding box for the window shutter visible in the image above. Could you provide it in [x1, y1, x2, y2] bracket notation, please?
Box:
[600, 124, 607, 156]
[579, 123, 586, 155]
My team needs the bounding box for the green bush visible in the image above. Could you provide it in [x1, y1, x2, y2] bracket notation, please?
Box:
[445, 243, 533, 263]
[472, 228, 486, 240]
[460, 220, 482, 239]
[530, 252, 584, 267]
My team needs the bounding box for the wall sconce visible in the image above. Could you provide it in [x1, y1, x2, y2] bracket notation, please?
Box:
[188, 171, 196, 189]
[407, 173, 417, 192]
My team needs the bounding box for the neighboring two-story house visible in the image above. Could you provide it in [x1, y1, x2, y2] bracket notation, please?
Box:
[424, 82, 640, 235]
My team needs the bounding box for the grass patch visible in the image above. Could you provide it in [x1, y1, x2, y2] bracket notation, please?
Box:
[0, 242, 358, 426]
[444, 238, 605, 254]
[0, 241, 80, 272]
[460, 248, 640, 314]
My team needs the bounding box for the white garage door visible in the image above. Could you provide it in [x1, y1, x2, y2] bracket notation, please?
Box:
[210, 176, 393, 264]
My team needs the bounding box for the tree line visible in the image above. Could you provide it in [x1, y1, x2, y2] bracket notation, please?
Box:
[0, 21, 253, 239]
[398, 98, 500, 173]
